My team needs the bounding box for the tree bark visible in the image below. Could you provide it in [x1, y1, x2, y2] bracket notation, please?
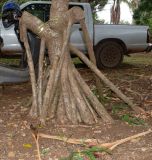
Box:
[19, 0, 144, 125]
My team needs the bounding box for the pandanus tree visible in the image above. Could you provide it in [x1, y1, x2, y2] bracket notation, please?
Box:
[19, 0, 144, 125]
[110, 0, 120, 24]
[110, 0, 140, 24]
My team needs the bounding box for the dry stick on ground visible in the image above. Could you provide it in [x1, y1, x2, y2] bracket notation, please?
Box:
[69, 44, 145, 114]
[39, 129, 152, 147]
[30, 125, 41, 160]
[30, 126, 152, 159]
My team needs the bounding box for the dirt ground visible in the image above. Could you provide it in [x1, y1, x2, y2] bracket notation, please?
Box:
[0, 53, 152, 160]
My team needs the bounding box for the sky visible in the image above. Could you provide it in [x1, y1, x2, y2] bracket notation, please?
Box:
[97, 0, 133, 24]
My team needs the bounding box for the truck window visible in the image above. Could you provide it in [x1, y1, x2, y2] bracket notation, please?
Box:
[22, 4, 49, 22]
[22, 3, 84, 24]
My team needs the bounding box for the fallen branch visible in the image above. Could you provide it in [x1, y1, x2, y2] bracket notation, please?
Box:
[39, 129, 152, 149]
[29, 124, 152, 159]
[30, 125, 41, 160]
[99, 129, 152, 150]
[28, 122, 152, 159]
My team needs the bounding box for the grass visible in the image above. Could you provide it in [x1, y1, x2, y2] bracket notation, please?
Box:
[1, 51, 151, 67]
[120, 114, 146, 126]
[72, 52, 152, 66]
[60, 146, 111, 160]
[0, 58, 20, 66]
[72, 57, 83, 65]
[111, 103, 146, 126]
[123, 53, 152, 66]
[91, 88, 111, 104]
[112, 103, 129, 115]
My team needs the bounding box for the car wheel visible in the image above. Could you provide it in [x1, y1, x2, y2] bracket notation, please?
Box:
[95, 41, 124, 69]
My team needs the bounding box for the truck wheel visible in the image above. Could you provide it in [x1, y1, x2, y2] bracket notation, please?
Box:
[95, 41, 124, 68]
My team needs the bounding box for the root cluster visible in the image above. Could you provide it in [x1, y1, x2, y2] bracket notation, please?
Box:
[19, 0, 144, 125]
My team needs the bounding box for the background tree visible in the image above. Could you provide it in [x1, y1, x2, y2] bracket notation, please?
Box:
[129, 0, 140, 10]
[133, 0, 152, 29]
[110, 0, 120, 24]
[110, 0, 140, 24]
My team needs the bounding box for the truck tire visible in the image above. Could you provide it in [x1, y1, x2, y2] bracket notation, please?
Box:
[95, 41, 124, 69]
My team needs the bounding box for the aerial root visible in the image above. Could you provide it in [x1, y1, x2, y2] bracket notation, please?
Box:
[38, 53, 113, 124]
[69, 44, 145, 114]
[73, 67, 113, 123]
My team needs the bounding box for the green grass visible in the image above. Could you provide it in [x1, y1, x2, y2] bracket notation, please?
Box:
[91, 88, 111, 104]
[124, 54, 152, 66]
[72, 57, 83, 65]
[0, 58, 20, 66]
[60, 146, 111, 160]
[112, 103, 129, 115]
[73, 53, 152, 66]
[120, 114, 146, 126]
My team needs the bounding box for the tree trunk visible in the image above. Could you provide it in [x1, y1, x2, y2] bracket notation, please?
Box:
[111, 0, 120, 24]
[19, 0, 143, 125]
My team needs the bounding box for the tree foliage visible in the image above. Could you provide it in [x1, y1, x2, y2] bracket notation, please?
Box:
[110, 0, 140, 24]
[133, 0, 152, 29]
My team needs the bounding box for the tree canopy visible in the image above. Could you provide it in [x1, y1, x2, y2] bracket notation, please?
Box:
[133, 0, 152, 29]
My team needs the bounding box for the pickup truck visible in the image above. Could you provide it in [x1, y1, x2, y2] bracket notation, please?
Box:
[0, 1, 152, 84]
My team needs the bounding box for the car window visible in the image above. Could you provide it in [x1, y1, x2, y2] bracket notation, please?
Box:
[22, 4, 49, 21]
[22, 3, 84, 24]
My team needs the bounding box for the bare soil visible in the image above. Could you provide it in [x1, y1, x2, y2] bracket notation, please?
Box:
[0, 53, 152, 160]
